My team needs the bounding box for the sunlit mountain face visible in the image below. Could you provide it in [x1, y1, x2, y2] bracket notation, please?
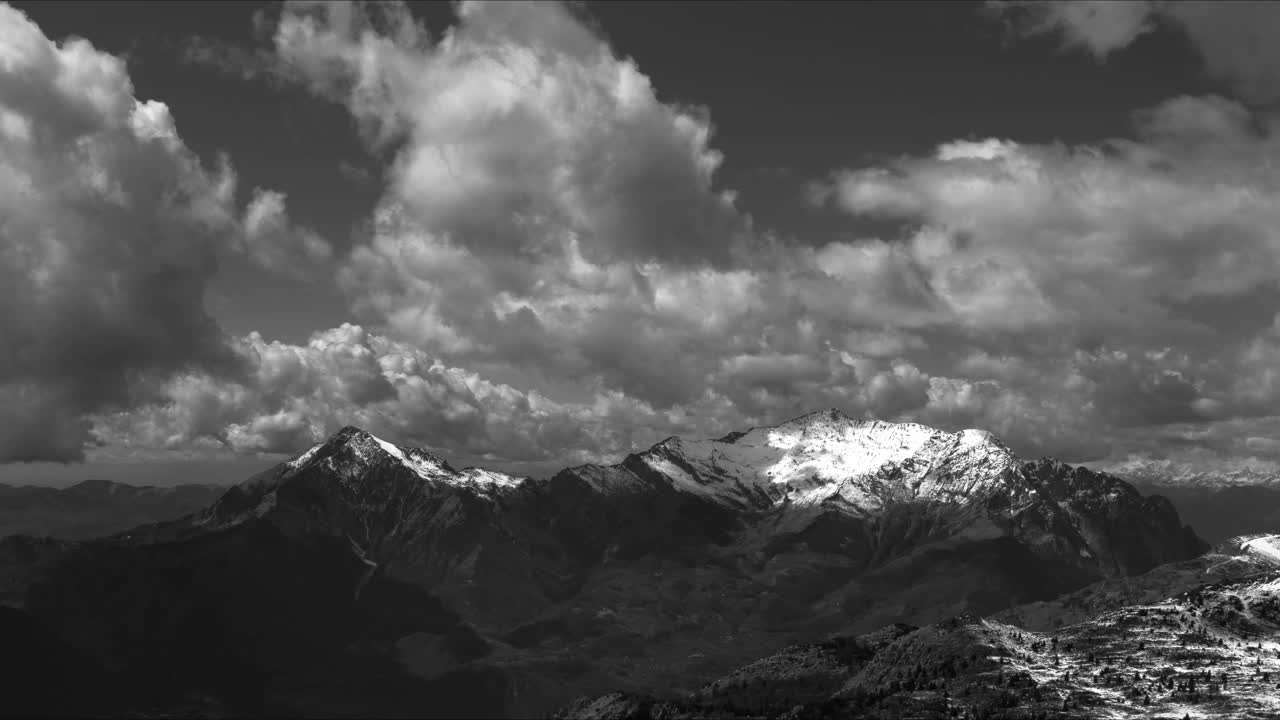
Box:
[4, 1, 1280, 718]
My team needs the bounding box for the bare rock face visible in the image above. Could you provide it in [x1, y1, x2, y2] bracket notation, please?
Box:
[1017, 458, 1208, 576]
[7, 410, 1209, 718]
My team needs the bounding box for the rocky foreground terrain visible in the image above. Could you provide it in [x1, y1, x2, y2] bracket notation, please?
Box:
[560, 539, 1280, 719]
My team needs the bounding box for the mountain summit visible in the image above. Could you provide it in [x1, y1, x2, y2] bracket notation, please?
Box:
[628, 409, 1019, 510]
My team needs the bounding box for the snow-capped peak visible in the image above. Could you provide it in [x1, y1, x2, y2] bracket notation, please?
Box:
[280, 426, 523, 490]
[281, 415, 1019, 512]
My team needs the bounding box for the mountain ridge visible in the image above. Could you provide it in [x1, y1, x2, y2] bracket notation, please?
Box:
[0, 479, 225, 542]
[3, 409, 1212, 718]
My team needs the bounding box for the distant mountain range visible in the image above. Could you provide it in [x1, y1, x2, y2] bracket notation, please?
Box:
[1105, 458, 1280, 489]
[0, 479, 224, 540]
[0, 410, 1219, 717]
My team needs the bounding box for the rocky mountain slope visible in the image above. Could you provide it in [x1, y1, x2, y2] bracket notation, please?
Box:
[4, 410, 1208, 717]
[0, 479, 224, 540]
[560, 561, 1280, 719]
[994, 534, 1280, 633]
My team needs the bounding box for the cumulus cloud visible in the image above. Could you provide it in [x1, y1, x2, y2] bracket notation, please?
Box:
[0, 4, 331, 462]
[809, 91, 1280, 463]
[91, 323, 702, 474]
[175, 0, 1131, 465]
[51, 0, 1280, 477]
[818, 98, 1280, 344]
[271, 0, 744, 266]
[92, 316, 1108, 472]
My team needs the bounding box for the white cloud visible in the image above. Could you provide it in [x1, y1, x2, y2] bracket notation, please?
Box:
[272, 0, 745, 266]
[45, 0, 1280, 477]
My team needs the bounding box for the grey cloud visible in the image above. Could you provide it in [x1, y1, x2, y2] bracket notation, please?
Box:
[93, 323, 680, 471]
[990, 1, 1280, 104]
[0, 386, 93, 464]
[240, 188, 334, 277]
[986, 1, 1156, 60]
[0, 5, 334, 462]
[0, 6, 240, 461]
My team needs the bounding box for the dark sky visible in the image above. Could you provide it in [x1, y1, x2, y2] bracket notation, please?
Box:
[3, 0, 1280, 486]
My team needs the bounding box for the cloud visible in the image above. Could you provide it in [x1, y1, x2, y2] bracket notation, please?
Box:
[240, 188, 334, 276]
[987, 1, 1156, 60]
[271, 0, 745, 267]
[61, 0, 1280, 476]
[809, 92, 1280, 459]
[0, 4, 331, 462]
[91, 323, 699, 473]
[817, 98, 1280, 345]
[235, 1, 1147, 465]
[989, 1, 1280, 103]
[1163, 2, 1280, 105]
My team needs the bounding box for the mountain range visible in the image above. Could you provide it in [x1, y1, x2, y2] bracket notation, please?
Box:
[1105, 458, 1280, 490]
[0, 480, 223, 541]
[0, 409, 1250, 717]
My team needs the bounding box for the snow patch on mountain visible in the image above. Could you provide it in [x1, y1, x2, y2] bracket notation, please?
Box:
[281, 428, 526, 490]
[1240, 534, 1280, 566]
[457, 467, 524, 489]
[636, 409, 1018, 510]
[285, 441, 324, 473]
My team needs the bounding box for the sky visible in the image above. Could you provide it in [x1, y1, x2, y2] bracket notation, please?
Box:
[5, 0, 1280, 486]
